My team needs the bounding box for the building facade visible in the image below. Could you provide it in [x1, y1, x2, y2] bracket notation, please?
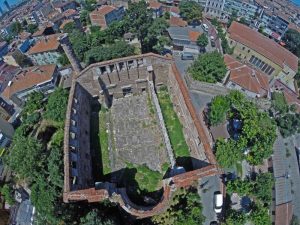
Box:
[227, 22, 298, 84]
[89, 5, 125, 29]
[27, 35, 62, 66]
[204, 0, 227, 20]
[0, 42, 8, 59]
[224, 0, 259, 22]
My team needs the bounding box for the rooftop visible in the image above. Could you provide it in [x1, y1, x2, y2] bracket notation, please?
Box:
[2, 64, 57, 100]
[91, 5, 116, 16]
[0, 41, 8, 49]
[169, 16, 187, 27]
[228, 22, 298, 72]
[167, 27, 201, 42]
[148, 1, 162, 9]
[224, 55, 269, 96]
[28, 34, 61, 55]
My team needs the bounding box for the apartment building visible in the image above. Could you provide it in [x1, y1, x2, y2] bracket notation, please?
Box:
[89, 5, 125, 29]
[228, 22, 298, 84]
[2, 64, 59, 106]
[27, 34, 62, 66]
[224, 0, 259, 22]
[204, 0, 227, 20]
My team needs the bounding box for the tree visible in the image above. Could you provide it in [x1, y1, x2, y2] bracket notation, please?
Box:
[271, 92, 289, 114]
[58, 53, 70, 66]
[69, 30, 90, 61]
[123, 0, 153, 52]
[62, 21, 76, 33]
[209, 95, 230, 125]
[80, 209, 115, 225]
[249, 203, 271, 225]
[44, 88, 69, 123]
[80, 9, 91, 26]
[22, 91, 44, 116]
[188, 51, 227, 83]
[11, 21, 23, 35]
[225, 209, 246, 225]
[227, 10, 238, 28]
[0, 184, 15, 205]
[215, 139, 242, 168]
[291, 215, 300, 225]
[226, 177, 253, 196]
[179, 1, 202, 24]
[27, 24, 38, 34]
[14, 50, 33, 67]
[6, 136, 44, 180]
[152, 188, 205, 225]
[283, 29, 300, 57]
[84, 41, 135, 65]
[164, 11, 170, 20]
[196, 34, 208, 48]
[253, 173, 273, 205]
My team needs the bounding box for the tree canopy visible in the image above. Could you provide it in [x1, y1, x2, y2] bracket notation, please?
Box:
[44, 88, 69, 123]
[152, 188, 205, 225]
[188, 51, 227, 83]
[210, 91, 276, 167]
[196, 34, 208, 48]
[80, 209, 115, 225]
[283, 29, 300, 57]
[179, 1, 203, 24]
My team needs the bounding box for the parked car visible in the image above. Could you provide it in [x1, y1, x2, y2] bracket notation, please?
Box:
[214, 191, 223, 213]
[202, 23, 209, 32]
[160, 49, 172, 56]
[211, 40, 216, 47]
[181, 52, 194, 60]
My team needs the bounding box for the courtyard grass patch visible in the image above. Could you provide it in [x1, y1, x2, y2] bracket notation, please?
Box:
[125, 163, 163, 193]
[99, 108, 111, 175]
[157, 89, 190, 158]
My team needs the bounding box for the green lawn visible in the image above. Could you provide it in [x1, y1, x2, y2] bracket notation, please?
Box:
[125, 163, 163, 192]
[99, 108, 111, 175]
[157, 89, 190, 158]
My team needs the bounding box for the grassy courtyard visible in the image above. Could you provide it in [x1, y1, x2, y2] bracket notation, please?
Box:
[157, 88, 190, 158]
[99, 108, 111, 175]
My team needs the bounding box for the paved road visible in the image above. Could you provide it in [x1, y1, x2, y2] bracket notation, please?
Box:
[203, 18, 222, 54]
[198, 175, 221, 225]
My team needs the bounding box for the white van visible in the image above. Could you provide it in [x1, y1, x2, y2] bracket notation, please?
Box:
[202, 23, 209, 32]
[214, 191, 223, 213]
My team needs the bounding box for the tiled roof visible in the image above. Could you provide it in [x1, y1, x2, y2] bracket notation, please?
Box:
[28, 34, 61, 55]
[169, 16, 187, 27]
[149, 1, 162, 9]
[2, 64, 57, 100]
[224, 55, 269, 96]
[188, 30, 201, 42]
[63, 9, 78, 17]
[91, 5, 116, 16]
[275, 202, 293, 225]
[228, 22, 298, 72]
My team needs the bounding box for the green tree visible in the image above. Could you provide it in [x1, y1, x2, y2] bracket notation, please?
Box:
[69, 30, 90, 61]
[291, 215, 300, 225]
[188, 51, 227, 83]
[209, 95, 230, 125]
[152, 188, 205, 225]
[0, 184, 15, 205]
[80, 9, 91, 26]
[253, 173, 273, 205]
[196, 34, 208, 48]
[44, 88, 69, 123]
[58, 53, 70, 66]
[27, 24, 38, 34]
[62, 21, 76, 33]
[84, 41, 135, 65]
[14, 50, 33, 67]
[179, 1, 202, 24]
[22, 91, 44, 116]
[226, 178, 253, 196]
[283, 29, 300, 57]
[227, 10, 238, 28]
[6, 136, 44, 180]
[80, 209, 115, 225]
[164, 11, 170, 20]
[249, 203, 271, 225]
[11, 21, 23, 35]
[271, 92, 289, 114]
[225, 209, 246, 225]
[123, 0, 153, 52]
[215, 139, 242, 168]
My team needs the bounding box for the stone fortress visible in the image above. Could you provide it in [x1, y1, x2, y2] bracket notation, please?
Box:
[62, 49, 221, 218]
